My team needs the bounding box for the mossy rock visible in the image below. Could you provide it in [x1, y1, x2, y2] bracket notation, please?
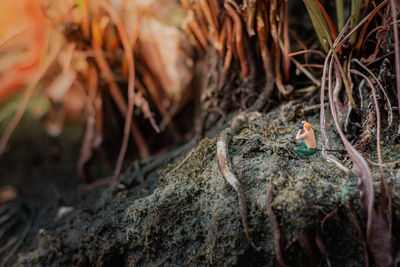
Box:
[17, 109, 400, 266]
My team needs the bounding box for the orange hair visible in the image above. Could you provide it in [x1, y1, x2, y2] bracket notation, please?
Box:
[304, 122, 311, 131]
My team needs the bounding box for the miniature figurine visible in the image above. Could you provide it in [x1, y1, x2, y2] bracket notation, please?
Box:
[294, 121, 317, 162]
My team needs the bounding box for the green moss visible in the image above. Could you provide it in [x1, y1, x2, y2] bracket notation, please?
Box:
[17, 108, 400, 267]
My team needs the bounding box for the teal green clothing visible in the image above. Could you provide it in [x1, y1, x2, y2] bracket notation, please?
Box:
[294, 140, 317, 159]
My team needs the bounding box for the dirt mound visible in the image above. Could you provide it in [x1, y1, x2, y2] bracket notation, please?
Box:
[17, 109, 400, 266]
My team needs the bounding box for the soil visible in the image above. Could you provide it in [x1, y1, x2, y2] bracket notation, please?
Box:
[2, 104, 399, 266]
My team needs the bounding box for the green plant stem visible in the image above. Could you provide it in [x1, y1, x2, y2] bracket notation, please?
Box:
[303, 0, 358, 111]
[336, 0, 345, 31]
[350, 0, 363, 45]
[303, 0, 330, 52]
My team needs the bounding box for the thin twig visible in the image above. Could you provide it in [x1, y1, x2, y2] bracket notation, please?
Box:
[290, 57, 321, 86]
[289, 49, 326, 58]
[299, 63, 324, 69]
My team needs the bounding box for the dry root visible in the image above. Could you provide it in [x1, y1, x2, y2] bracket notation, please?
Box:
[266, 184, 289, 267]
[216, 115, 259, 250]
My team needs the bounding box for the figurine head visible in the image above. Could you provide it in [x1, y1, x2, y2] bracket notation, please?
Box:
[303, 122, 311, 131]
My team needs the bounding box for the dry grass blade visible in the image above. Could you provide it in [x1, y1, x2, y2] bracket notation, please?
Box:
[390, 0, 400, 115]
[193, 0, 210, 37]
[92, 40, 150, 159]
[96, 0, 155, 182]
[0, 35, 61, 157]
[274, 48, 291, 95]
[302, 0, 330, 52]
[327, 61, 373, 236]
[250, 4, 274, 110]
[266, 184, 289, 267]
[289, 49, 326, 58]
[314, 0, 338, 40]
[217, 117, 259, 250]
[355, 0, 389, 51]
[349, 0, 363, 45]
[350, 70, 385, 177]
[200, 0, 219, 50]
[336, 0, 345, 31]
[278, 39, 322, 87]
[283, 1, 290, 81]
[208, 0, 219, 31]
[219, 18, 233, 88]
[319, 54, 351, 173]
[224, 3, 249, 78]
[353, 59, 392, 127]
[187, 11, 208, 50]
[351, 69, 392, 238]
[182, 19, 204, 53]
[92, 41, 127, 114]
[271, 0, 291, 95]
[246, 0, 256, 36]
[290, 57, 320, 86]
[328, 64, 393, 265]
[218, 21, 227, 57]
[304, 1, 358, 111]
